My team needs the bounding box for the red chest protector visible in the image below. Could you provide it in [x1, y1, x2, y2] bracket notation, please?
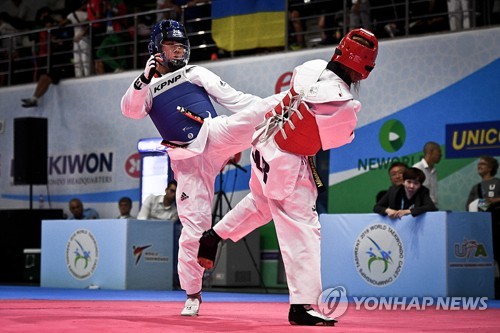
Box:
[265, 87, 321, 156]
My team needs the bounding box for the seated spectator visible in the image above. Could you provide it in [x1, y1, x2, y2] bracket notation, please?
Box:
[117, 196, 135, 219]
[374, 167, 437, 219]
[376, 161, 408, 202]
[138, 180, 181, 288]
[67, 198, 100, 219]
[137, 180, 179, 221]
[20, 7, 73, 107]
[95, 30, 129, 73]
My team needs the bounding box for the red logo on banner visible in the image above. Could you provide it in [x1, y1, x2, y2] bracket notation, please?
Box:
[125, 153, 141, 178]
[275, 72, 292, 94]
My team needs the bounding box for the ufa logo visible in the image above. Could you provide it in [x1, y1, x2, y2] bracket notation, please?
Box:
[66, 229, 99, 280]
[379, 120, 406, 152]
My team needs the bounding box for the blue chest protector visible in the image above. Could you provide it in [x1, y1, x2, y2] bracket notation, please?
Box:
[149, 68, 217, 144]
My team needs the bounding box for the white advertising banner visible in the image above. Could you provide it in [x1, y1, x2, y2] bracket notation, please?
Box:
[0, 28, 499, 218]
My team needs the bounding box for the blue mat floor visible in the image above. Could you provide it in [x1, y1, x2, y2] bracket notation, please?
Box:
[1, 285, 499, 309]
[0, 285, 290, 303]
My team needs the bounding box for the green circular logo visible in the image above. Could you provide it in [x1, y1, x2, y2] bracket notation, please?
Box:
[379, 120, 406, 152]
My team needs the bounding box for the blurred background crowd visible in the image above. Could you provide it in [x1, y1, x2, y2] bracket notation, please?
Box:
[0, 0, 499, 87]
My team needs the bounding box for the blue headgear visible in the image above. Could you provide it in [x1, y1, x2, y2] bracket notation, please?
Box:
[148, 20, 190, 70]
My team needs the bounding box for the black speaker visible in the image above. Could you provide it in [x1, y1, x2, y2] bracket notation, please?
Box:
[14, 117, 48, 185]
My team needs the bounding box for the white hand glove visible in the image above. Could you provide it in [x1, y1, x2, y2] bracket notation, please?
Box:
[134, 55, 158, 90]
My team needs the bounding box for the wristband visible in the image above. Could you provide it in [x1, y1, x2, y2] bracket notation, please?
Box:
[133, 74, 150, 90]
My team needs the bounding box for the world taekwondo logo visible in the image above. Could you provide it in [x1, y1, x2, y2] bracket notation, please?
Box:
[66, 229, 99, 280]
[379, 119, 406, 152]
[353, 223, 404, 287]
[132, 244, 169, 265]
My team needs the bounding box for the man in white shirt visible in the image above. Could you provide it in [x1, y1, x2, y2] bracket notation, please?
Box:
[413, 141, 442, 207]
[138, 180, 178, 221]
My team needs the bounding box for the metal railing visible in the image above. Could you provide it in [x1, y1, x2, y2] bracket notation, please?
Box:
[0, 0, 497, 88]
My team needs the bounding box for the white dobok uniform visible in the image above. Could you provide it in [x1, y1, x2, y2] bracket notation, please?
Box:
[121, 65, 280, 295]
[213, 59, 361, 304]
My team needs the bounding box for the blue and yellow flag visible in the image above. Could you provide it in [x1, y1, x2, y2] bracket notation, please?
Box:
[211, 0, 286, 52]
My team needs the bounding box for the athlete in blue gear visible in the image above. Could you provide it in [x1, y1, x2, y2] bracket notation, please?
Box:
[121, 19, 281, 316]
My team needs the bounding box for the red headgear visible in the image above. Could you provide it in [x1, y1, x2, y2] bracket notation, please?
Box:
[331, 28, 378, 79]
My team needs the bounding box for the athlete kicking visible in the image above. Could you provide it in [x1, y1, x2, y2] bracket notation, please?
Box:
[197, 28, 379, 326]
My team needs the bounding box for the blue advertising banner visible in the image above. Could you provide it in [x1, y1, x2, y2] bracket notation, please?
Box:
[446, 121, 500, 158]
[320, 212, 494, 298]
[41, 219, 174, 290]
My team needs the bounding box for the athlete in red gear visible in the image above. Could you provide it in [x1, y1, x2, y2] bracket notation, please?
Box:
[197, 28, 378, 326]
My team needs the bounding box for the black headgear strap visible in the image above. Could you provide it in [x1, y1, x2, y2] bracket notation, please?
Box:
[326, 60, 352, 87]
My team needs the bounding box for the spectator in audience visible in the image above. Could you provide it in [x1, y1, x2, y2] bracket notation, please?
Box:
[95, 0, 129, 74]
[179, 0, 214, 61]
[0, 11, 21, 86]
[128, 5, 153, 66]
[117, 196, 135, 219]
[288, 0, 306, 50]
[137, 180, 181, 288]
[446, 0, 471, 31]
[350, 0, 371, 30]
[318, 2, 343, 46]
[0, 11, 21, 36]
[21, 7, 73, 107]
[465, 155, 500, 299]
[376, 161, 408, 202]
[374, 167, 437, 218]
[466, 156, 500, 212]
[156, 0, 207, 27]
[156, 0, 180, 22]
[4, 0, 32, 30]
[372, 0, 409, 38]
[409, 0, 449, 35]
[87, 0, 105, 72]
[67, 198, 100, 219]
[60, 1, 91, 77]
[137, 180, 179, 221]
[413, 141, 441, 207]
[95, 29, 129, 73]
[493, 0, 500, 24]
